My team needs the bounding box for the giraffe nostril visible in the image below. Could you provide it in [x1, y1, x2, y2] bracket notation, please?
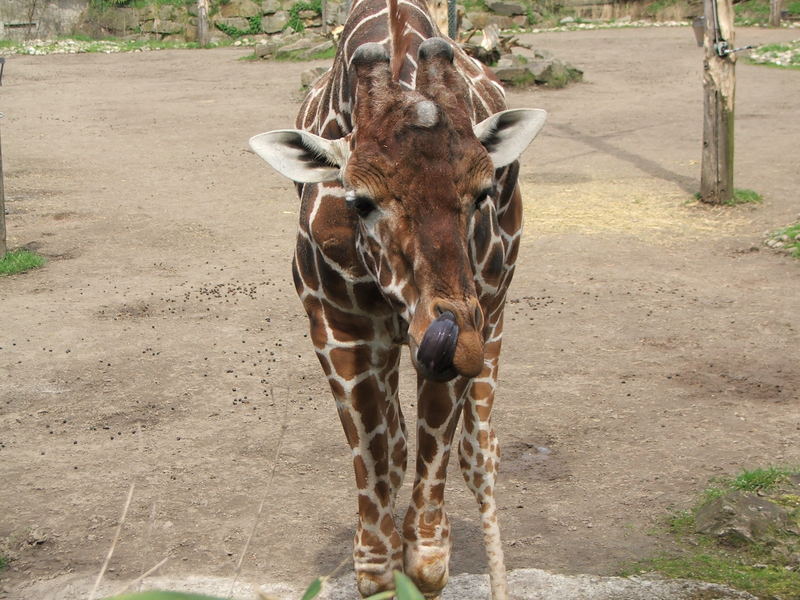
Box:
[474, 305, 482, 328]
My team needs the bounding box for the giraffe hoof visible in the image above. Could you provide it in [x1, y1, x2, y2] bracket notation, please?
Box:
[356, 570, 394, 598]
[404, 546, 449, 598]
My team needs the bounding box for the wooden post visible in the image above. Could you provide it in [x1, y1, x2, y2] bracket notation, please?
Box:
[197, 0, 210, 47]
[700, 0, 736, 205]
[769, 0, 782, 27]
[0, 114, 6, 257]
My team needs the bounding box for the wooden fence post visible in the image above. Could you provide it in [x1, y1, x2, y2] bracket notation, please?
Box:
[197, 0, 210, 47]
[0, 113, 6, 258]
[700, 0, 736, 205]
[769, 0, 782, 27]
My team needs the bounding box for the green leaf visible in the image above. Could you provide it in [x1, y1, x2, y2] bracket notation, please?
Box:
[393, 571, 424, 600]
[300, 577, 323, 600]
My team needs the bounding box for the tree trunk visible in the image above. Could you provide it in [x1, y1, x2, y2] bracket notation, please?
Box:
[700, 0, 736, 205]
[769, 0, 782, 27]
[197, 0, 210, 47]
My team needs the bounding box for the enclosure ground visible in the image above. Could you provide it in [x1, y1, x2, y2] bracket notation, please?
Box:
[0, 26, 799, 599]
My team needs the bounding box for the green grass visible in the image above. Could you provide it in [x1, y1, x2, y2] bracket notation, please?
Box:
[747, 41, 800, 70]
[728, 188, 763, 206]
[1, 37, 230, 54]
[0, 249, 46, 276]
[695, 188, 764, 206]
[0, 554, 8, 570]
[623, 553, 800, 598]
[621, 466, 800, 599]
[700, 466, 796, 506]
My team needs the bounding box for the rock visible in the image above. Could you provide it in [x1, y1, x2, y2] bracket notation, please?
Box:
[465, 12, 516, 29]
[694, 490, 798, 546]
[301, 66, 329, 87]
[527, 58, 583, 88]
[261, 11, 288, 33]
[300, 40, 335, 59]
[492, 65, 532, 85]
[93, 8, 139, 33]
[261, 0, 281, 15]
[496, 53, 527, 68]
[215, 16, 251, 32]
[275, 39, 332, 59]
[220, 0, 261, 18]
[534, 49, 553, 60]
[486, 0, 526, 16]
[142, 19, 184, 34]
[560, 16, 575, 24]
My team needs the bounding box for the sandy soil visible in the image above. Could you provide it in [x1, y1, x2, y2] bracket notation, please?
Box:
[1, 25, 799, 599]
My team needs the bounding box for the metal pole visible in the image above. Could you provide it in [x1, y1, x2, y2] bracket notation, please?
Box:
[447, 0, 457, 39]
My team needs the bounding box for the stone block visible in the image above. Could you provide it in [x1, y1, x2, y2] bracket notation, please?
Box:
[262, 0, 281, 15]
[261, 11, 288, 33]
[299, 40, 334, 58]
[301, 66, 330, 87]
[216, 16, 251, 31]
[94, 7, 138, 33]
[486, 0, 526, 16]
[143, 19, 185, 34]
[220, 0, 261, 18]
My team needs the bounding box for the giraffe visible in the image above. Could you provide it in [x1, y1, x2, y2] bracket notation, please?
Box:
[249, 1, 546, 597]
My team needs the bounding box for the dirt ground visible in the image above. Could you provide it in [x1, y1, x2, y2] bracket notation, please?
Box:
[1, 25, 799, 599]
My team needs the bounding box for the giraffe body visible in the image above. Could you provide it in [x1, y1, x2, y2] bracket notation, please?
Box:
[250, 2, 546, 597]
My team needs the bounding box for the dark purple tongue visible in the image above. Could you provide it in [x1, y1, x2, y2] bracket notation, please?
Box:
[417, 311, 459, 381]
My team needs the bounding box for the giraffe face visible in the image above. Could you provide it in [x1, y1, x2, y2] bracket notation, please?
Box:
[342, 95, 494, 380]
[249, 40, 546, 380]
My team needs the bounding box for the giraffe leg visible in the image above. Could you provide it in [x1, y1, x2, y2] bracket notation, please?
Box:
[384, 347, 408, 507]
[314, 335, 404, 597]
[403, 377, 469, 598]
[459, 333, 508, 600]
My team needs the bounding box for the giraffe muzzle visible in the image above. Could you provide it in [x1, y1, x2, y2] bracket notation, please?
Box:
[416, 311, 459, 382]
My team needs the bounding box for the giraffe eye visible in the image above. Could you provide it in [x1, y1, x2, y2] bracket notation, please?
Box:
[474, 186, 495, 209]
[345, 191, 376, 218]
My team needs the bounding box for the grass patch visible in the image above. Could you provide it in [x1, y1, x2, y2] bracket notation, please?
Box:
[623, 553, 800, 599]
[0, 249, 46, 276]
[274, 45, 336, 61]
[1, 37, 230, 55]
[285, 0, 322, 33]
[747, 41, 800, 70]
[765, 221, 800, 257]
[0, 554, 8, 570]
[700, 466, 795, 506]
[695, 188, 763, 206]
[728, 188, 763, 206]
[620, 466, 800, 599]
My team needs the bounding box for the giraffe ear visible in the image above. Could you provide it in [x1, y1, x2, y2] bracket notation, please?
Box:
[249, 130, 349, 184]
[473, 109, 547, 169]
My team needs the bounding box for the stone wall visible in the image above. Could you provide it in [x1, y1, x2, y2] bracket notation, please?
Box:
[1, 0, 87, 41]
[0, 0, 349, 42]
[79, 0, 342, 42]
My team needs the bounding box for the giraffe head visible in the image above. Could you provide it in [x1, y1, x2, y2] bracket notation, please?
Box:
[251, 39, 546, 382]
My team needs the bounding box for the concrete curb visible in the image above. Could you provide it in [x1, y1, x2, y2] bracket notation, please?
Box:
[16, 569, 757, 599]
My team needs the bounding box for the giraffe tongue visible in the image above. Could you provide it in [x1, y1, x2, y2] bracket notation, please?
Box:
[417, 311, 459, 382]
